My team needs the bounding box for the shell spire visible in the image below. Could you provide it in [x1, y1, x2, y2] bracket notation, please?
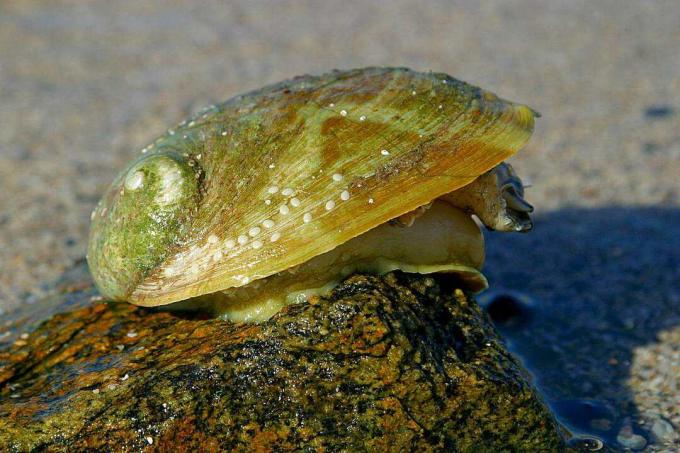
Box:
[87, 67, 536, 307]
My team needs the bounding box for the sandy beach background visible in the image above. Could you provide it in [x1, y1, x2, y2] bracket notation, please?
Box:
[1, 0, 678, 449]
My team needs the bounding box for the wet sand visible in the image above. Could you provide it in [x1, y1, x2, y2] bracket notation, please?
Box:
[1, 1, 678, 450]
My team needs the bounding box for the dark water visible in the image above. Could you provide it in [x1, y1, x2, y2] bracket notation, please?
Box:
[480, 206, 680, 451]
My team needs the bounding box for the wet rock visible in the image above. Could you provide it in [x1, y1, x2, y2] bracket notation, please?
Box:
[567, 436, 605, 451]
[646, 413, 678, 444]
[616, 419, 647, 450]
[651, 418, 675, 441]
[0, 266, 567, 451]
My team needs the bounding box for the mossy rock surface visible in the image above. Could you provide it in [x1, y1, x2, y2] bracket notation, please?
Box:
[0, 265, 567, 452]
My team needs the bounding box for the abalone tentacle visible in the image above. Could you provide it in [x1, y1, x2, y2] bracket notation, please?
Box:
[440, 163, 533, 232]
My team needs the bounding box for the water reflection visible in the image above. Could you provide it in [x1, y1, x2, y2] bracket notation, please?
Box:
[481, 206, 679, 450]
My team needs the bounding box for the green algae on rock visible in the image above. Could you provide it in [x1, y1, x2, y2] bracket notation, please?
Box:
[87, 67, 537, 322]
[0, 266, 566, 451]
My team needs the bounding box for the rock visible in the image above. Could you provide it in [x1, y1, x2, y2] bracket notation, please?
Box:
[0, 265, 568, 451]
[647, 414, 678, 444]
[616, 419, 647, 450]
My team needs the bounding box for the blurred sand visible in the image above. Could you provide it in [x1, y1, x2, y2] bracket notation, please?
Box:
[0, 0, 678, 449]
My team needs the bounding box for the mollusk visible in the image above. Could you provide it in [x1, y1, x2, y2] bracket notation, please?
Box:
[87, 67, 537, 322]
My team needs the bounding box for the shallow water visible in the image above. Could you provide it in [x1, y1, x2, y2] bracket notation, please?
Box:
[481, 206, 680, 451]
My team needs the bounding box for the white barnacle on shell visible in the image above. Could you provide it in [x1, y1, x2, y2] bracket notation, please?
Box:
[124, 171, 144, 191]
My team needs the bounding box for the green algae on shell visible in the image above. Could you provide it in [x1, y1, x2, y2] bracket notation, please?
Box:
[87, 67, 537, 320]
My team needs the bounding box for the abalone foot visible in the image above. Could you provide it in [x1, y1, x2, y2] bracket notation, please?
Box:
[174, 201, 487, 323]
